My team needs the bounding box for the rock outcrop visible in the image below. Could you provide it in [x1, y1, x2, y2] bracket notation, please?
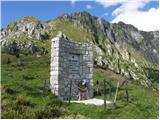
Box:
[1, 12, 159, 89]
[55, 12, 159, 89]
[1, 16, 51, 54]
[1, 16, 51, 40]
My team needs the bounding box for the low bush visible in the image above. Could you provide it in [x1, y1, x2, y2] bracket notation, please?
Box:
[33, 106, 66, 118]
[2, 85, 14, 94]
[22, 74, 35, 80]
[15, 95, 33, 106]
[47, 98, 63, 107]
[17, 60, 25, 67]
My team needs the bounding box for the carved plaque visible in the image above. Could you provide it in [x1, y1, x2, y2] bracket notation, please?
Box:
[69, 53, 80, 74]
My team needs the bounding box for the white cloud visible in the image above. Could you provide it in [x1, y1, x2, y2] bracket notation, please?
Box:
[71, 0, 76, 7]
[71, 0, 76, 3]
[112, 0, 148, 16]
[86, 4, 93, 9]
[96, 0, 159, 31]
[96, 0, 131, 8]
[96, 0, 150, 8]
[112, 7, 159, 31]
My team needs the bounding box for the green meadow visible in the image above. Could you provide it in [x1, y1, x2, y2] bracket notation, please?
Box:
[1, 53, 158, 119]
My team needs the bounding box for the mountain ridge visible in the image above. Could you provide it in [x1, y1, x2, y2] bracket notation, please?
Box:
[1, 11, 159, 90]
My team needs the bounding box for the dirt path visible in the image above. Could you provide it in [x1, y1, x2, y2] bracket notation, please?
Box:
[70, 98, 112, 106]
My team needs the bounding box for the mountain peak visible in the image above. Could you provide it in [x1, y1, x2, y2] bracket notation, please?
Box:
[117, 21, 138, 31]
[72, 11, 92, 16]
[58, 11, 92, 20]
[22, 16, 40, 23]
[62, 11, 91, 17]
[1, 15, 49, 41]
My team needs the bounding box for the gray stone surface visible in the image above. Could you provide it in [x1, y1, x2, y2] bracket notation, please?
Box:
[50, 33, 93, 100]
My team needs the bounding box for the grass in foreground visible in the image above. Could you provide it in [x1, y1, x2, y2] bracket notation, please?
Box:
[1, 53, 159, 119]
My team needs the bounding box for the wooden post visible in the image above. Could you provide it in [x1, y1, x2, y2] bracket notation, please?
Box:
[69, 80, 72, 104]
[96, 80, 99, 96]
[113, 81, 119, 107]
[125, 80, 129, 104]
[109, 80, 112, 98]
[104, 79, 107, 110]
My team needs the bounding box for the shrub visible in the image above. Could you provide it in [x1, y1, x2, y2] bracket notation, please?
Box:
[2, 85, 14, 94]
[22, 74, 35, 80]
[5, 88, 14, 94]
[15, 95, 32, 106]
[34, 106, 65, 118]
[17, 60, 25, 67]
[47, 98, 63, 107]
[1, 107, 19, 119]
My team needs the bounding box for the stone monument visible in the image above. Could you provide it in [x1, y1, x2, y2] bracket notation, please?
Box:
[50, 32, 93, 100]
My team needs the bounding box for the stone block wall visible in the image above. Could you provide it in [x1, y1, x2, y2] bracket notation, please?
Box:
[50, 34, 93, 100]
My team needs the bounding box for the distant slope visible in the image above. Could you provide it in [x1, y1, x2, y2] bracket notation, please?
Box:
[0, 12, 159, 89]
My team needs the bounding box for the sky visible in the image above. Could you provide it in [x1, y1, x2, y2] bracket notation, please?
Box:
[1, 0, 159, 31]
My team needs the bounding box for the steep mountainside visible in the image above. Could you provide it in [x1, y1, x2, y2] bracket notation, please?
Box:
[1, 12, 159, 90]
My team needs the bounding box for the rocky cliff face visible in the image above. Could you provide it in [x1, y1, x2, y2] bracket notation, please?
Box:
[58, 12, 158, 64]
[1, 16, 51, 40]
[1, 16, 51, 54]
[1, 12, 159, 89]
[55, 12, 159, 89]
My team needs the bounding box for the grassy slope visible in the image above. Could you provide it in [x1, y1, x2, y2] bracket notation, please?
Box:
[50, 18, 157, 71]
[1, 53, 158, 119]
[1, 54, 72, 118]
[48, 18, 94, 43]
[68, 68, 158, 119]
[4, 17, 156, 69]
[1, 17, 158, 119]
